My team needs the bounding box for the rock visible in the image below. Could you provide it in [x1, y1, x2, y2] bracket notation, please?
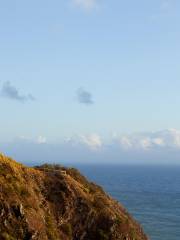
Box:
[12, 204, 24, 219]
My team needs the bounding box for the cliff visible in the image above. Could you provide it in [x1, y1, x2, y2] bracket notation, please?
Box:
[0, 154, 148, 240]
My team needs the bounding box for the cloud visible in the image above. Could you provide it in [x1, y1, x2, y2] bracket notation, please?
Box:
[116, 129, 180, 150]
[2, 129, 180, 165]
[36, 136, 47, 144]
[1, 81, 35, 103]
[80, 134, 102, 150]
[77, 88, 94, 105]
[18, 135, 47, 144]
[60, 129, 180, 152]
[72, 0, 97, 10]
[64, 134, 102, 150]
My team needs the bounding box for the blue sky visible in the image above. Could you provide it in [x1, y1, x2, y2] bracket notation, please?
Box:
[0, 0, 180, 164]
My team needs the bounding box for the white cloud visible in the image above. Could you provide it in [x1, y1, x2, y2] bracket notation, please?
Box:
[139, 138, 152, 149]
[152, 138, 165, 146]
[118, 135, 152, 150]
[2, 129, 180, 164]
[63, 134, 102, 150]
[72, 0, 97, 10]
[36, 136, 47, 144]
[116, 129, 180, 150]
[18, 135, 47, 144]
[119, 136, 133, 150]
[19, 136, 31, 141]
[80, 134, 102, 150]
[17, 129, 180, 151]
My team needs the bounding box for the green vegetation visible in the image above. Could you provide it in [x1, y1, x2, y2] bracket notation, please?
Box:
[61, 223, 72, 239]
[115, 217, 122, 225]
[35, 164, 63, 171]
[45, 215, 59, 240]
[18, 186, 30, 197]
[98, 229, 109, 240]
[1, 233, 16, 240]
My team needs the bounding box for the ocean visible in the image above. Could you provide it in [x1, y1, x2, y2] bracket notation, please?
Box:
[76, 165, 180, 240]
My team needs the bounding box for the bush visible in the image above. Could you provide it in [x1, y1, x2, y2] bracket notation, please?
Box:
[45, 215, 59, 240]
[115, 217, 122, 225]
[61, 223, 72, 239]
[1, 233, 16, 240]
[98, 229, 109, 240]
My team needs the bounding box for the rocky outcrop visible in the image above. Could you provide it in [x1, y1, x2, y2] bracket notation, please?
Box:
[0, 154, 149, 240]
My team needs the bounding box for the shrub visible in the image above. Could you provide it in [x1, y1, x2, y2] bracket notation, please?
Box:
[98, 229, 109, 240]
[61, 223, 72, 239]
[1, 232, 16, 240]
[45, 215, 59, 240]
[115, 217, 122, 225]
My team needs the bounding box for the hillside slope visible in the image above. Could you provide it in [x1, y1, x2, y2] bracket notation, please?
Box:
[0, 154, 148, 240]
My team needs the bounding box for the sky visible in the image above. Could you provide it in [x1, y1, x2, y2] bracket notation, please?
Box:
[0, 0, 180, 164]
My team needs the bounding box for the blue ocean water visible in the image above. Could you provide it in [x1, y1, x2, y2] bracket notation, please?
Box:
[76, 165, 180, 240]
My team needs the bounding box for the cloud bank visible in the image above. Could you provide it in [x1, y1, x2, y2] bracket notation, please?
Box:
[1, 129, 180, 165]
[1, 81, 35, 103]
[77, 88, 94, 105]
[117, 129, 180, 150]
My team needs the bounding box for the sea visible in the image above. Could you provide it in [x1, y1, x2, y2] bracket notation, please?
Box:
[75, 165, 180, 240]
